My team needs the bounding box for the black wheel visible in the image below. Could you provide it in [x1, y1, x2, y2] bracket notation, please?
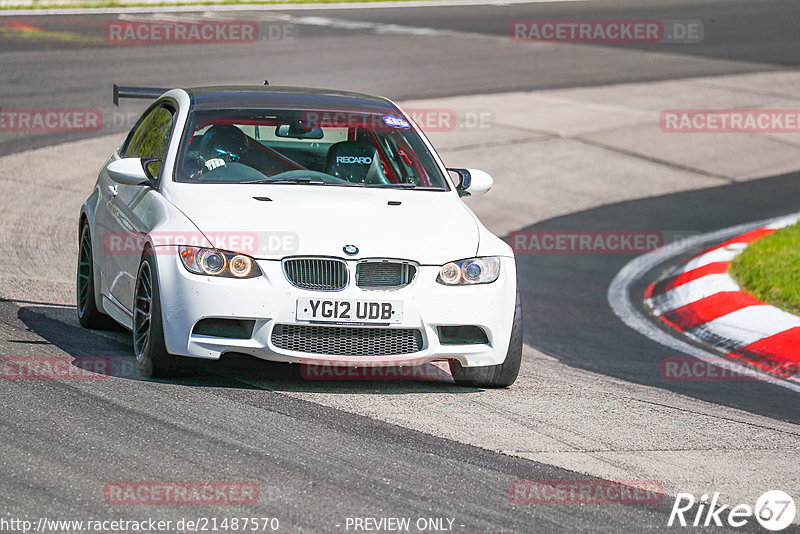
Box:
[449, 288, 523, 388]
[77, 224, 116, 329]
[133, 248, 180, 378]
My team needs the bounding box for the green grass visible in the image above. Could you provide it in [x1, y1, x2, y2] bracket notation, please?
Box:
[0, 0, 434, 10]
[729, 222, 800, 315]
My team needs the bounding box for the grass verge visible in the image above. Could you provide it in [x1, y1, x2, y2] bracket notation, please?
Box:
[729, 222, 800, 315]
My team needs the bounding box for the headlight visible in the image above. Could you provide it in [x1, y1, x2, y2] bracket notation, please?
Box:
[437, 257, 501, 285]
[179, 246, 262, 279]
[197, 249, 226, 275]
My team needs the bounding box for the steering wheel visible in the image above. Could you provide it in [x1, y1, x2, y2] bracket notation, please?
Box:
[190, 161, 269, 182]
[364, 153, 391, 185]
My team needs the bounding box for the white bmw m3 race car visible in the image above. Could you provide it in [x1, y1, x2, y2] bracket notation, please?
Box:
[77, 84, 522, 387]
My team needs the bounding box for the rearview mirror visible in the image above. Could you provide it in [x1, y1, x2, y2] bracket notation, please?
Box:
[449, 168, 493, 197]
[275, 122, 324, 140]
[106, 158, 153, 186]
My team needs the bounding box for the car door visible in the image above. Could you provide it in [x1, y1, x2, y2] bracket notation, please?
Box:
[97, 102, 176, 315]
[94, 105, 156, 313]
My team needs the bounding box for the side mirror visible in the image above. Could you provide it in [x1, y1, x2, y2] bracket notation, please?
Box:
[142, 158, 162, 181]
[449, 168, 493, 197]
[106, 158, 156, 186]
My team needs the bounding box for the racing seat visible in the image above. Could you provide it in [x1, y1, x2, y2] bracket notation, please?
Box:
[324, 141, 390, 184]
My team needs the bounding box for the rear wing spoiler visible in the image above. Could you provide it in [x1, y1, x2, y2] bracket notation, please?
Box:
[113, 84, 170, 106]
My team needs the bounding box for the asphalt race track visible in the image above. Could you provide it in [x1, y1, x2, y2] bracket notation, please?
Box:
[523, 172, 800, 421]
[3, 0, 800, 156]
[1, 1, 799, 532]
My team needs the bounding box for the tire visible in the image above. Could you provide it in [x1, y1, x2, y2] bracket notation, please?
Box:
[76, 224, 116, 329]
[449, 288, 523, 388]
[133, 248, 181, 378]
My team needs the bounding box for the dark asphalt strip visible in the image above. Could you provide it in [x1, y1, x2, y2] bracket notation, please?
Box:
[297, 0, 800, 66]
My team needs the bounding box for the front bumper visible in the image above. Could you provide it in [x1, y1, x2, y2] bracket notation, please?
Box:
[154, 250, 517, 368]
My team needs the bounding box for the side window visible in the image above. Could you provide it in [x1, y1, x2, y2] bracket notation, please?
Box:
[121, 104, 176, 177]
[122, 107, 156, 158]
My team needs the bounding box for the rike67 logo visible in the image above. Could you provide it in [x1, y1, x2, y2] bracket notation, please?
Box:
[669, 490, 796, 531]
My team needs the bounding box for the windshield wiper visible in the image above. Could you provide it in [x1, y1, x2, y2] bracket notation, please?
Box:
[367, 183, 445, 190]
[244, 178, 328, 185]
[243, 178, 444, 190]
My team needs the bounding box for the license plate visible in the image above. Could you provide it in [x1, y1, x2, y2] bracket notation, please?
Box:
[296, 298, 403, 324]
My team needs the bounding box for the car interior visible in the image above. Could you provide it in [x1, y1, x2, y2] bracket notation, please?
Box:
[180, 116, 438, 187]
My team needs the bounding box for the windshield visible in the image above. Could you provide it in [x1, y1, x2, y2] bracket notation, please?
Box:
[175, 109, 449, 189]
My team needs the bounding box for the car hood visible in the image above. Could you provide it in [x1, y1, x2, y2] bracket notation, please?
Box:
[167, 184, 480, 263]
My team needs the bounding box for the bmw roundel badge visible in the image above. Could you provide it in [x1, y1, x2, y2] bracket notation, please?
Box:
[343, 245, 359, 255]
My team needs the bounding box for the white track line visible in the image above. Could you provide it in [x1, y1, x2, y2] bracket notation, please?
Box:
[766, 218, 798, 231]
[0, 0, 586, 17]
[607, 213, 800, 393]
[290, 15, 453, 35]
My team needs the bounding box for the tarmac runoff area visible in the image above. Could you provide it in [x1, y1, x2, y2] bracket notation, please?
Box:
[2, 70, 800, 516]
